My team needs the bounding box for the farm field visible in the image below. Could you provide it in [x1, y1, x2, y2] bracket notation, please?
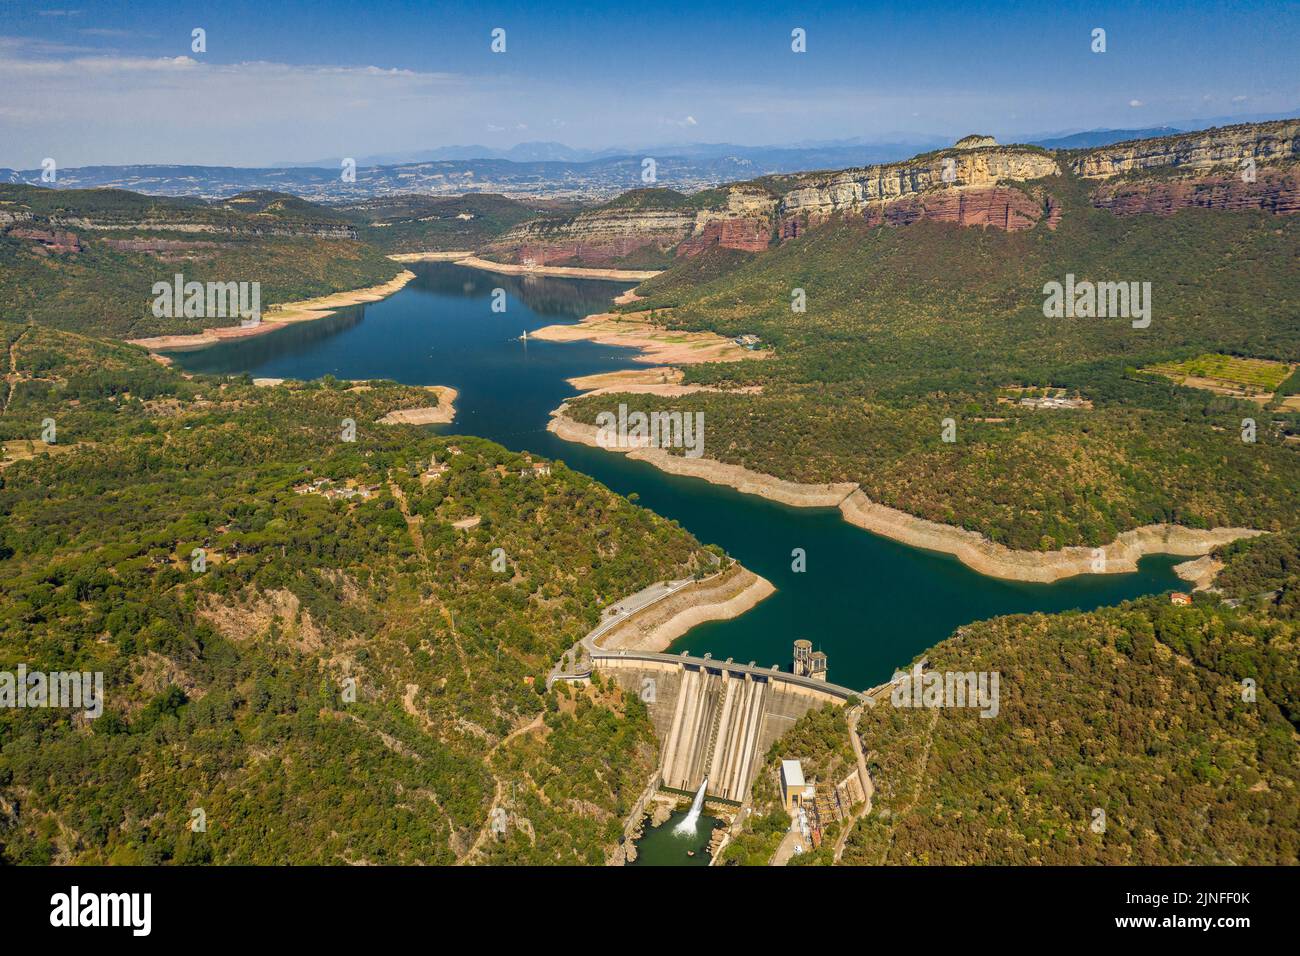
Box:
[1142, 353, 1296, 400]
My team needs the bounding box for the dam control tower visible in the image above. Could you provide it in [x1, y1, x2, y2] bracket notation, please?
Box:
[792, 640, 828, 682]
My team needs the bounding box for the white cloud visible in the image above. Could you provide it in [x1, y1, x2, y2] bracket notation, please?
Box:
[1128, 99, 1143, 107]
[0, 48, 488, 164]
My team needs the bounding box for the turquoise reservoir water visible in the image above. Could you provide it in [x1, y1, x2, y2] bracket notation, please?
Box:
[169, 262, 1184, 689]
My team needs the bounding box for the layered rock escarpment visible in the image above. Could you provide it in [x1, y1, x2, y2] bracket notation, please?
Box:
[675, 185, 778, 257]
[1067, 119, 1300, 217]
[1090, 167, 1300, 216]
[489, 142, 1063, 263]
[0, 200, 357, 241]
[772, 144, 1058, 225]
[4, 225, 82, 254]
[505, 203, 695, 265]
[485, 121, 1300, 265]
[0, 207, 356, 240]
[1065, 119, 1299, 179]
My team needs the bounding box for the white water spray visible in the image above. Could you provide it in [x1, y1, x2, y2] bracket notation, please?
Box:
[674, 778, 708, 835]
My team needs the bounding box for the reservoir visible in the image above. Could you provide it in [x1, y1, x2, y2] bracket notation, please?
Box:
[168, 262, 1184, 690]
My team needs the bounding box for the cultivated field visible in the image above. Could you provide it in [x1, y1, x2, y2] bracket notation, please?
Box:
[1142, 353, 1296, 400]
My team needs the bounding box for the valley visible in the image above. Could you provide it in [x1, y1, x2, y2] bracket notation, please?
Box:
[1, 119, 1297, 869]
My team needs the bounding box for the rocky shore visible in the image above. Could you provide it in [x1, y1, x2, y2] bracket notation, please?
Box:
[127, 270, 417, 351]
[376, 385, 459, 425]
[594, 565, 775, 654]
[436, 254, 661, 281]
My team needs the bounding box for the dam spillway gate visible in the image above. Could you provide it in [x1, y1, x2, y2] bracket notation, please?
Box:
[594, 651, 858, 803]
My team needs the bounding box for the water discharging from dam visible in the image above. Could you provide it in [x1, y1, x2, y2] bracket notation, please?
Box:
[675, 779, 708, 835]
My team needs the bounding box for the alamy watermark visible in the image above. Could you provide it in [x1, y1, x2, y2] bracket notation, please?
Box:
[1042, 274, 1151, 329]
[1, 665, 103, 719]
[595, 403, 705, 458]
[50, 886, 150, 936]
[890, 662, 1000, 718]
[152, 273, 261, 327]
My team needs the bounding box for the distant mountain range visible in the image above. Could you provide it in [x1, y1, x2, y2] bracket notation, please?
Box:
[273, 138, 950, 169]
[5, 117, 1292, 203]
[1028, 127, 1184, 149]
[1, 143, 944, 202]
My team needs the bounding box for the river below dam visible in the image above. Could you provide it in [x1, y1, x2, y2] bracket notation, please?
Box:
[168, 261, 1184, 690]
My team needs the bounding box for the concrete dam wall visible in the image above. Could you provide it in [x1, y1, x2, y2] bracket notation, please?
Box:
[596, 653, 855, 803]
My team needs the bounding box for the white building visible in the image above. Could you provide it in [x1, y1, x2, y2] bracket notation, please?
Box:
[780, 759, 806, 812]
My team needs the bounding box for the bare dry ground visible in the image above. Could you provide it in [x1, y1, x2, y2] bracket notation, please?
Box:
[533, 312, 765, 365]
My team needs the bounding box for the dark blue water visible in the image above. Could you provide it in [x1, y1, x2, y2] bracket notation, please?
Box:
[169, 262, 1185, 689]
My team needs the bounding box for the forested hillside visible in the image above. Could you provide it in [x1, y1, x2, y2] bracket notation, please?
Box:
[340, 193, 575, 254]
[0, 185, 402, 339]
[837, 549, 1298, 864]
[0, 321, 716, 864]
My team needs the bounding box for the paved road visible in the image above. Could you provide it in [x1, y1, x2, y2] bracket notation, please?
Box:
[833, 704, 874, 863]
[546, 576, 700, 689]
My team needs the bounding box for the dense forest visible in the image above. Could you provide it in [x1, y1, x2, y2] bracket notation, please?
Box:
[0, 321, 719, 863]
[567, 172, 1300, 550]
[338, 193, 573, 254]
[0, 185, 402, 338]
[722, 533, 1299, 865]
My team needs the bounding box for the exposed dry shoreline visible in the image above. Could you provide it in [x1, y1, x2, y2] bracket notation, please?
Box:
[1173, 555, 1224, 590]
[549, 405, 1263, 583]
[438, 255, 662, 281]
[837, 491, 1258, 583]
[377, 385, 459, 425]
[533, 312, 763, 365]
[127, 270, 417, 352]
[388, 251, 476, 263]
[595, 566, 776, 653]
[565, 367, 763, 398]
[391, 250, 660, 280]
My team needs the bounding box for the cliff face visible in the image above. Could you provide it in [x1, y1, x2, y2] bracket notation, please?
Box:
[501, 206, 694, 265]
[1068, 121, 1300, 217]
[485, 121, 1300, 265]
[4, 226, 82, 254]
[773, 147, 1058, 223]
[1065, 119, 1300, 179]
[1, 207, 357, 240]
[490, 145, 1061, 262]
[1090, 167, 1300, 216]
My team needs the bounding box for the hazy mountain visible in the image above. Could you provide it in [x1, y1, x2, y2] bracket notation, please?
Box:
[1030, 127, 1184, 150]
[272, 138, 939, 172]
[1027, 109, 1300, 150]
[0, 140, 937, 202]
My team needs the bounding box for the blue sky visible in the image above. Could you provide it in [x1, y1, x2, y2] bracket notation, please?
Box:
[2, 0, 1297, 166]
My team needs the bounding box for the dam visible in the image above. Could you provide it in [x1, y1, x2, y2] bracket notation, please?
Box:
[594, 649, 857, 803]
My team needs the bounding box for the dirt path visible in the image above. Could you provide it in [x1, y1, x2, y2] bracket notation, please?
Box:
[458, 712, 546, 864]
[834, 705, 875, 863]
[3, 326, 31, 415]
[387, 476, 553, 866]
